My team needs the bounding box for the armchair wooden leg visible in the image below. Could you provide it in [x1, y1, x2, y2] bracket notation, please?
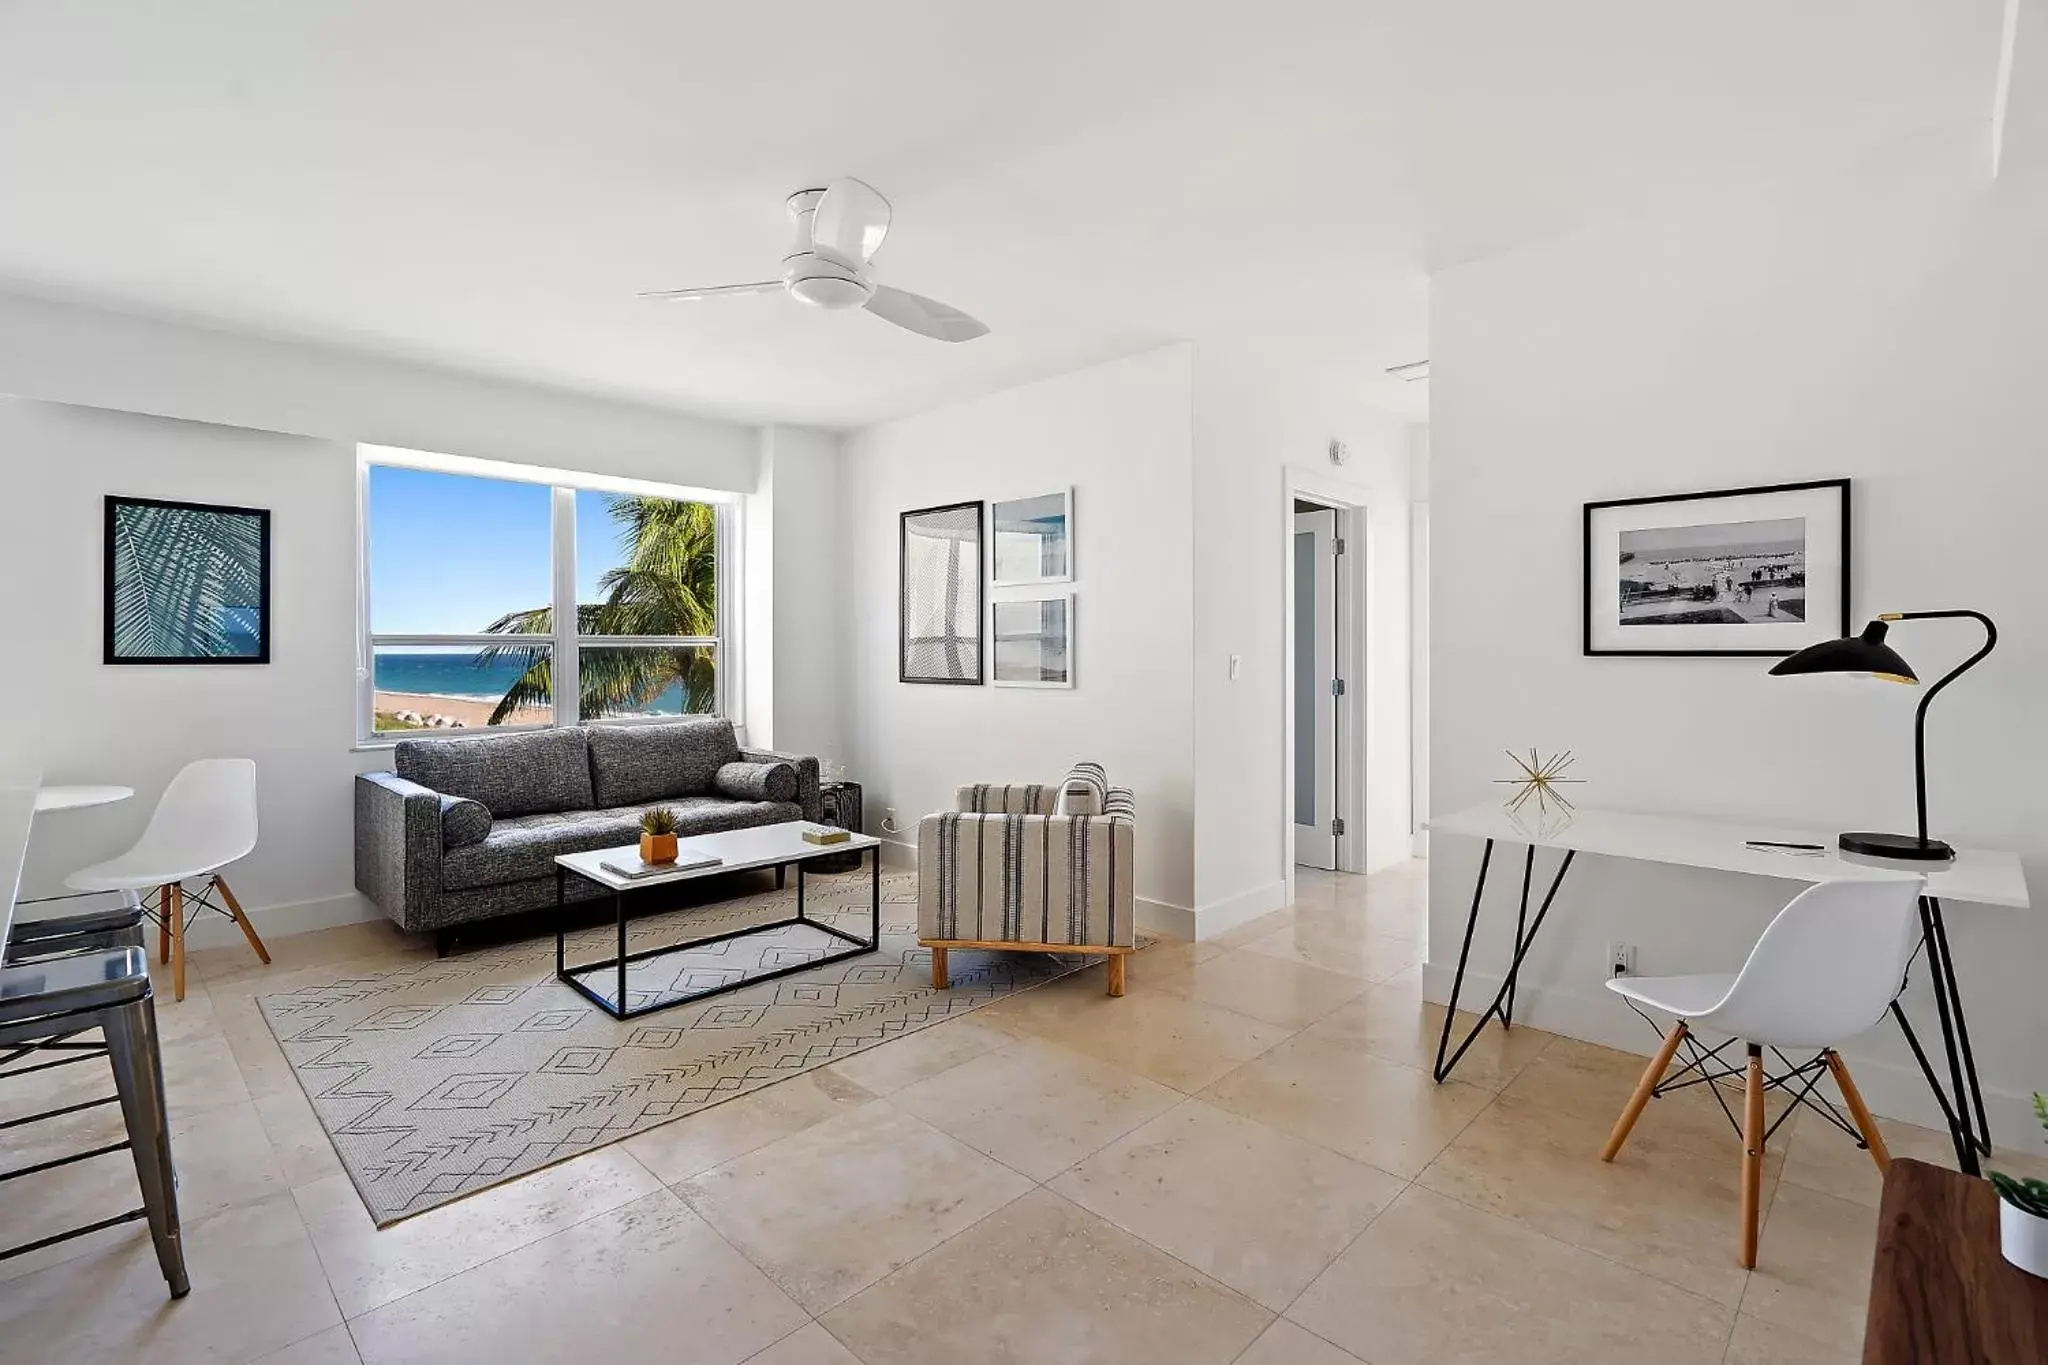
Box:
[211, 875, 270, 966]
[1741, 1043, 1765, 1269]
[1601, 1021, 1688, 1161]
[168, 883, 187, 1003]
[930, 946, 949, 990]
[1106, 953, 1127, 998]
[1825, 1050, 1891, 1174]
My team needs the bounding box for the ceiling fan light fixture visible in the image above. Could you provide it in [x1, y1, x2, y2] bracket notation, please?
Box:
[788, 274, 872, 310]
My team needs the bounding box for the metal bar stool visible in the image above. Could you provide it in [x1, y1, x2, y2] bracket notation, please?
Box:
[0, 925, 187, 1297]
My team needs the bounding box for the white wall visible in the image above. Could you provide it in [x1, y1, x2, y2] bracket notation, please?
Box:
[838, 345, 1199, 921]
[1192, 345, 1413, 931]
[0, 291, 756, 490]
[743, 424, 844, 762]
[1428, 131, 2048, 1140]
[0, 294, 805, 942]
[0, 399, 371, 934]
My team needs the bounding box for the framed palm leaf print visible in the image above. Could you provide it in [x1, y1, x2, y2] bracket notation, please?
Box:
[104, 495, 271, 664]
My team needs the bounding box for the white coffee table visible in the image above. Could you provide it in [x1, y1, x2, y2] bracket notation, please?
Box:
[552, 820, 883, 1019]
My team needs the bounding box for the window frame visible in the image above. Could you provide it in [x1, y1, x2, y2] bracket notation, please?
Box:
[354, 446, 740, 747]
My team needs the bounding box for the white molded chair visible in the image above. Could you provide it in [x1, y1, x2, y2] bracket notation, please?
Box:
[67, 759, 265, 1000]
[1599, 877, 1923, 1269]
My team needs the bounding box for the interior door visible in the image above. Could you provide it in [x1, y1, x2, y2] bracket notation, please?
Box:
[1293, 507, 1338, 869]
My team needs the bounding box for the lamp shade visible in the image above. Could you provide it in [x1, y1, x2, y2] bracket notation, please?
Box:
[1767, 620, 1918, 683]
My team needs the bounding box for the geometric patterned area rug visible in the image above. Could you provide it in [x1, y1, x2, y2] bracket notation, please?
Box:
[260, 869, 1092, 1224]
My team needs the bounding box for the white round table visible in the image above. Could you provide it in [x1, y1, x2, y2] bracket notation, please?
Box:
[33, 785, 135, 813]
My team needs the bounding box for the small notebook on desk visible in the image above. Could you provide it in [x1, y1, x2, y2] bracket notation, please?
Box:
[600, 852, 722, 879]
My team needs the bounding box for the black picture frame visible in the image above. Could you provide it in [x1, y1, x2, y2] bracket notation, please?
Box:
[104, 494, 273, 665]
[1583, 478, 1850, 657]
[899, 499, 985, 684]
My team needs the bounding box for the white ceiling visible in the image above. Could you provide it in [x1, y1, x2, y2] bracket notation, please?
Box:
[0, 1, 2010, 429]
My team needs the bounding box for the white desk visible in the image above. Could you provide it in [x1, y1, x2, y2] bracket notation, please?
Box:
[1429, 804, 2028, 909]
[1425, 802, 2029, 1175]
[33, 785, 134, 814]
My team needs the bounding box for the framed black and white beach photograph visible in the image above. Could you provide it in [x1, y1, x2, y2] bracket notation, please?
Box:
[1583, 479, 1849, 657]
[990, 488, 1072, 586]
[104, 495, 271, 664]
[991, 592, 1073, 688]
[900, 500, 984, 684]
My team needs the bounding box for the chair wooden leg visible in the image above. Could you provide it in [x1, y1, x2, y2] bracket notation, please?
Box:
[930, 946, 949, 990]
[156, 886, 170, 966]
[168, 883, 187, 1003]
[1106, 953, 1127, 998]
[1741, 1043, 1765, 1269]
[1825, 1050, 1891, 1174]
[1601, 1021, 1688, 1161]
[212, 876, 270, 966]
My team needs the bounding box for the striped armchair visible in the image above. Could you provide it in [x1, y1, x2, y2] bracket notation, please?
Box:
[917, 762, 1137, 996]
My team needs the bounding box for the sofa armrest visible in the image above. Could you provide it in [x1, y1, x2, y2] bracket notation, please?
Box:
[739, 747, 820, 822]
[354, 772, 444, 932]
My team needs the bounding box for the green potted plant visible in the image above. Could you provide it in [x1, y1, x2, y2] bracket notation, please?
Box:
[1990, 1093, 2048, 1278]
[639, 806, 681, 866]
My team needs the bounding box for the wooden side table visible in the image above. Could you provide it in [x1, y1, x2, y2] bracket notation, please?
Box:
[816, 781, 864, 873]
[1863, 1158, 2048, 1363]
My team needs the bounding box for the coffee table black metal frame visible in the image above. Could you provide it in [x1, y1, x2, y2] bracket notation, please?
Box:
[554, 842, 882, 1021]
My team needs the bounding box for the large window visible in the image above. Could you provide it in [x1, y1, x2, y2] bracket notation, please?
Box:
[358, 450, 732, 742]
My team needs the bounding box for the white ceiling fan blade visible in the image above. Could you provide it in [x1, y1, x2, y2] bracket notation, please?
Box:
[863, 285, 989, 342]
[811, 178, 892, 262]
[638, 281, 783, 301]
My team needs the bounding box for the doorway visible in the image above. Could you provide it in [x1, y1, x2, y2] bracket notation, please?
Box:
[1293, 499, 1341, 870]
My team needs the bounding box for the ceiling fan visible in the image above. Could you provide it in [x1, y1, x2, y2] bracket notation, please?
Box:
[640, 178, 988, 343]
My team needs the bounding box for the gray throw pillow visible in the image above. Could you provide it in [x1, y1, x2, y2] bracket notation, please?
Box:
[713, 760, 797, 803]
[439, 794, 493, 849]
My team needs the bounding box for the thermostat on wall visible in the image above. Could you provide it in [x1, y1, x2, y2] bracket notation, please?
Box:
[1327, 438, 1349, 467]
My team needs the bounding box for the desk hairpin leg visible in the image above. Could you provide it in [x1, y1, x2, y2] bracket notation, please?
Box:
[1890, 895, 1991, 1175]
[1433, 839, 1577, 1084]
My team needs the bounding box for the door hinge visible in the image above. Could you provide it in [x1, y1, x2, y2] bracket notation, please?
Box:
[1330, 678, 1346, 696]
[1334, 537, 1347, 555]
[1332, 817, 1347, 837]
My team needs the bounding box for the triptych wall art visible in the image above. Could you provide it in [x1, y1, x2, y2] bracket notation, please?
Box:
[900, 488, 1073, 688]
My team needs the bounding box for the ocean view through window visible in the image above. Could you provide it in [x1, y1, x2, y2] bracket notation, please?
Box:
[359, 451, 730, 741]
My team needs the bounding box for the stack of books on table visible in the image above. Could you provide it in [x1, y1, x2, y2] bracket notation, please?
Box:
[600, 850, 722, 879]
[802, 825, 852, 846]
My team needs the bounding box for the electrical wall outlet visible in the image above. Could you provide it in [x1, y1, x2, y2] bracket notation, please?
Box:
[1608, 941, 1636, 978]
[882, 807, 900, 835]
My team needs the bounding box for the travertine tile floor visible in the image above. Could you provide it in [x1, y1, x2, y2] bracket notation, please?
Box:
[2, 861, 2039, 1364]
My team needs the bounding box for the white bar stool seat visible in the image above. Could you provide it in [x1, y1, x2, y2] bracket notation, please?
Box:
[65, 759, 265, 1000]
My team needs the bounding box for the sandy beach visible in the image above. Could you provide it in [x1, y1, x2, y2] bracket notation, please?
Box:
[375, 691, 550, 729]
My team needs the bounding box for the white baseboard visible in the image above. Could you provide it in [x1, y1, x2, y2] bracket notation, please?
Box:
[1192, 880, 1287, 941]
[1136, 898, 1196, 940]
[1421, 961, 2041, 1147]
[179, 889, 384, 950]
[875, 836, 918, 870]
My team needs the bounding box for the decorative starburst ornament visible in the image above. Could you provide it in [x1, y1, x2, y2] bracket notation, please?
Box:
[1494, 749, 1584, 816]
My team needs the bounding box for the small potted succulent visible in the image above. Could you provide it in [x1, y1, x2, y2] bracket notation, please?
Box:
[639, 806, 681, 865]
[1990, 1093, 2048, 1279]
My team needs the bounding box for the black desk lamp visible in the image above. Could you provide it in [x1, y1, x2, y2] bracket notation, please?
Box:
[1768, 611, 1997, 861]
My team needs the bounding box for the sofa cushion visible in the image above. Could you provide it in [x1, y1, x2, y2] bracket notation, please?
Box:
[585, 719, 743, 808]
[440, 796, 804, 891]
[438, 795, 493, 849]
[713, 760, 797, 803]
[396, 728, 595, 819]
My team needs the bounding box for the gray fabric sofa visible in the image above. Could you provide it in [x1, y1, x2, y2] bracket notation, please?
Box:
[355, 719, 819, 939]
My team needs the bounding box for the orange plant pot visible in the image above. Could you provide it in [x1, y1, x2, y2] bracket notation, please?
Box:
[640, 832, 678, 865]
